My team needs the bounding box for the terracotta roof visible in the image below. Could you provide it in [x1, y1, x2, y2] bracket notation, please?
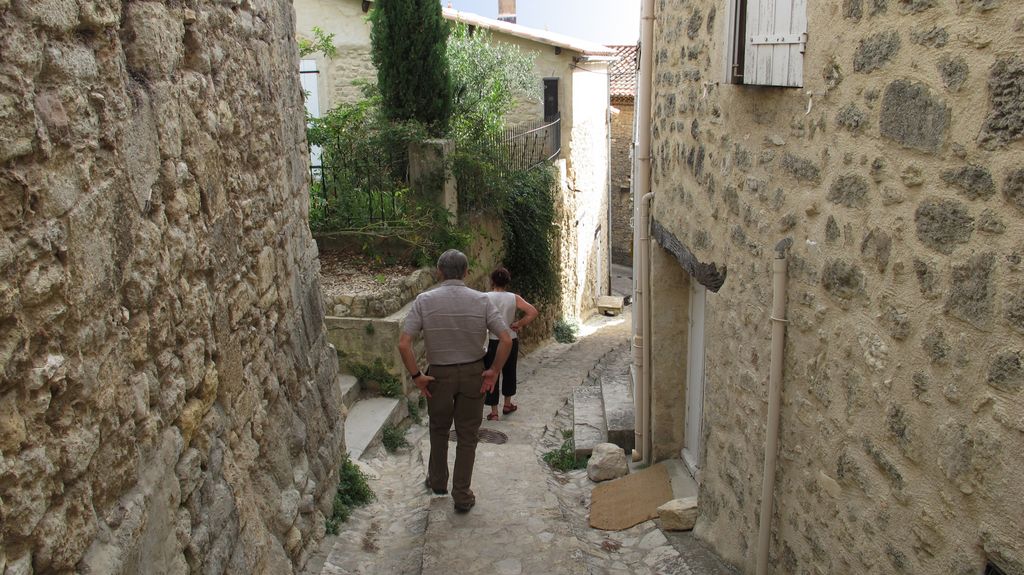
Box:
[609, 45, 638, 99]
[442, 8, 617, 57]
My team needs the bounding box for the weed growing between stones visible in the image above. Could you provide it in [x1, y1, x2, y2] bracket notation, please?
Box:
[407, 396, 425, 425]
[381, 425, 410, 452]
[349, 358, 403, 398]
[543, 430, 588, 471]
[326, 456, 375, 535]
[553, 318, 579, 344]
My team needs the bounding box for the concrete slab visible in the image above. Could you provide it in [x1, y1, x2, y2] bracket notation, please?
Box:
[345, 397, 401, 460]
[572, 384, 606, 457]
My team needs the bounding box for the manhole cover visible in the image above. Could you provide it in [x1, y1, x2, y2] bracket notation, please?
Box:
[448, 428, 508, 445]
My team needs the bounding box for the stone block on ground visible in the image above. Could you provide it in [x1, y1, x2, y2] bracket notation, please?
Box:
[572, 385, 606, 457]
[587, 443, 629, 482]
[597, 295, 625, 316]
[657, 496, 698, 531]
[602, 360, 635, 454]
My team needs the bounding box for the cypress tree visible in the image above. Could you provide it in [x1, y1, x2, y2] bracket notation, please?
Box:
[370, 0, 453, 135]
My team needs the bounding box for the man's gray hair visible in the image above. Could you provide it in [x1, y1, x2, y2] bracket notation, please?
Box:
[436, 249, 468, 280]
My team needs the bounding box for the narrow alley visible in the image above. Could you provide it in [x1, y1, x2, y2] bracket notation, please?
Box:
[304, 308, 735, 575]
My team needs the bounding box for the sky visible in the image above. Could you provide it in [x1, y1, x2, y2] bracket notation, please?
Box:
[443, 0, 641, 46]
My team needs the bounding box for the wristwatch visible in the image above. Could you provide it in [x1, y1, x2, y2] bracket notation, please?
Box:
[410, 370, 422, 379]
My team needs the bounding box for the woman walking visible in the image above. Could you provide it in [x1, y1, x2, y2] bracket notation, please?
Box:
[483, 267, 538, 421]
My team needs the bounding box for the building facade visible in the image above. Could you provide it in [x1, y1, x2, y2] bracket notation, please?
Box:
[293, 0, 616, 320]
[642, 0, 1024, 573]
[610, 45, 638, 266]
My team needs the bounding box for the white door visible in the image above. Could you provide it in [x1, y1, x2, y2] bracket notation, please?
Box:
[683, 281, 706, 474]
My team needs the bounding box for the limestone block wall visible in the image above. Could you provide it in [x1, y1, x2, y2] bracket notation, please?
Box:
[0, 1, 343, 573]
[649, 0, 1024, 573]
[611, 101, 634, 265]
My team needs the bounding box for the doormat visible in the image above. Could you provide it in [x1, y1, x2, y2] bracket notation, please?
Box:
[589, 463, 673, 531]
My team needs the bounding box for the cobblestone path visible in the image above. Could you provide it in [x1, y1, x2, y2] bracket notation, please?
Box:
[304, 309, 736, 575]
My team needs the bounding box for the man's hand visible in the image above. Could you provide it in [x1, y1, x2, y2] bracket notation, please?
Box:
[481, 368, 498, 394]
[413, 373, 435, 398]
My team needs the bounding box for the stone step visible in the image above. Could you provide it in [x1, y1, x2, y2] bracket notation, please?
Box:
[339, 374, 360, 410]
[572, 384, 607, 458]
[596, 295, 625, 316]
[344, 397, 404, 460]
[601, 355, 635, 454]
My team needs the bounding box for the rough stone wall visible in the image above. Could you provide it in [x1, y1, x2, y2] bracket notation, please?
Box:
[0, 1, 344, 573]
[325, 47, 376, 107]
[611, 101, 634, 265]
[649, 0, 1024, 573]
[564, 62, 611, 319]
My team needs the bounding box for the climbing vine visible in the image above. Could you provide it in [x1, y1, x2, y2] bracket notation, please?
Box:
[501, 166, 560, 305]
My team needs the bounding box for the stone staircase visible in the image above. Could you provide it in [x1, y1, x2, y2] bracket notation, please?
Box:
[337, 372, 409, 460]
[572, 341, 635, 457]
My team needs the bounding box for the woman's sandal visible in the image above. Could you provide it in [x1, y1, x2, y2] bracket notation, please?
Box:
[486, 413, 500, 421]
[502, 404, 518, 415]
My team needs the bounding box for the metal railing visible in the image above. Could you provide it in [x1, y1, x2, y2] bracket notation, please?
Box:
[495, 113, 561, 173]
[309, 146, 407, 230]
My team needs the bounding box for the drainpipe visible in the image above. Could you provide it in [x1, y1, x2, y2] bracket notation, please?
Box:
[632, 0, 655, 463]
[756, 238, 791, 575]
[639, 191, 655, 465]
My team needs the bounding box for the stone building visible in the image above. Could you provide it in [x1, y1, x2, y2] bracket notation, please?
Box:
[610, 45, 638, 266]
[637, 0, 1024, 573]
[294, 0, 617, 320]
[1, 1, 343, 573]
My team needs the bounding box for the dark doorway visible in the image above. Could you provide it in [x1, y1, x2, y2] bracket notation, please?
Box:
[543, 78, 559, 122]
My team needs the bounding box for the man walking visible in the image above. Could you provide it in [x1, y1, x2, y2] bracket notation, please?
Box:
[397, 249, 513, 512]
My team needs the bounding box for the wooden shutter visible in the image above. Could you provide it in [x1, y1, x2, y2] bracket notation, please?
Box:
[743, 0, 807, 87]
[300, 59, 322, 167]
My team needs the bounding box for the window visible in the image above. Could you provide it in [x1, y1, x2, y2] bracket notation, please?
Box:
[543, 78, 559, 122]
[725, 0, 807, 87]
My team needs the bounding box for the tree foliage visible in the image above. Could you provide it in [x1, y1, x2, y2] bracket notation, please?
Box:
[298, 26, 337, 58]
[447, 24, 537, 142]
[370, 0, 452, 135]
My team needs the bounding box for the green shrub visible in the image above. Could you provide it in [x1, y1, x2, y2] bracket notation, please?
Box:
[553, 318, 579, 344]
[370, 0, 452, 134]
[349, 358, 403, 398]
[407, 397, 423, 425]
[381, 424, 410, 452]
[325, 455, 375, 534]
[542, 430, 588, 472]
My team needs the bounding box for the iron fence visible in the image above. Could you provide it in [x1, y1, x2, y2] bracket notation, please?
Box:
[495, 113, 561, 174]
[308, 143, 407, 230]
[309, 114, 561, 230]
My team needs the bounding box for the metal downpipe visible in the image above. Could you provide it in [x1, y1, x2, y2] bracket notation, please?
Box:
[632, 0, 656, 463]
[756, 240, 790, 575]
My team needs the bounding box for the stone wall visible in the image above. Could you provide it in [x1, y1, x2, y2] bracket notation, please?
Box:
[611, 101, 634, 265]
[0, 1, 343, 573]
[649, 0, 1024, 573]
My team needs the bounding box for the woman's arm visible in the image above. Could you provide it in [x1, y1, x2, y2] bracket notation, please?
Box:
[510, 294, 538, 332]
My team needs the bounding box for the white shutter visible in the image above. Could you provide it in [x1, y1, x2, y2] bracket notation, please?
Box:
[743, 0, 807, 87]
[299, 59, 322, 167]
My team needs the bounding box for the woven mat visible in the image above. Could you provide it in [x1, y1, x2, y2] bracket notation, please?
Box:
[589, 463, 673, 531]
